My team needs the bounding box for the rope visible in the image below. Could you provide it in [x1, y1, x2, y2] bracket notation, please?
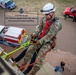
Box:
[1, 38, 55, 75]
[2, 41, 30, 59]
[18, 42, 55, 75]
[18, 49, 51, 70]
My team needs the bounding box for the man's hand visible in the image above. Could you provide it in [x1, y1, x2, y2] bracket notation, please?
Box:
[31, 34, 37, 43]
[32, 40, 40, 45]
[30, 39, 40, 45]
[31, 34, 36, 39]
[36, 40, 40, 45]
[30, 33, 40, 44]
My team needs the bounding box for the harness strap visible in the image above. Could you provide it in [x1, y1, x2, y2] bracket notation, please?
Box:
[40, 17, 59, 39]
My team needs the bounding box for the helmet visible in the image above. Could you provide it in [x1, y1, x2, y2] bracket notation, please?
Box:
[41, 3, 56, 14]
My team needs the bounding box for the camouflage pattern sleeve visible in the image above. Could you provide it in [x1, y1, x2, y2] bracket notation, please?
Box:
[39, 19, 62, 44]
[32, 18, 44, 36]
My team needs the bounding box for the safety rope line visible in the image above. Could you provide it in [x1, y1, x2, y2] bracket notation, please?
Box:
[2, 40, 30, 59]
[18, 49, 51, 70]
[1, 40, 51, 75]
[1, 39, 55, 75]
[18, 41, 55, 75]
[43, 64, 50, 75]
[18, 49, 51, 75]
[34, 46, 51, 75]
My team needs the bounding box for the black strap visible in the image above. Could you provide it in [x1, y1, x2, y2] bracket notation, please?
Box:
[51, 17, 59, 23]
[13, 48, 28, 62]
[23, 45, 42, 74]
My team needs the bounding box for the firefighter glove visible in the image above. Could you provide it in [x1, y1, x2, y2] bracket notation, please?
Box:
[31, 33, 36, 40]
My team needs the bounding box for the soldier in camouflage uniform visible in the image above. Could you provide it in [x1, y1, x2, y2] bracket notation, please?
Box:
[23, 3, 62, 75]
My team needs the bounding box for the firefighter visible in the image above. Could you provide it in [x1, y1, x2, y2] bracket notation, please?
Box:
[22, 3, 62, 75]
[12, 3, 62, 75]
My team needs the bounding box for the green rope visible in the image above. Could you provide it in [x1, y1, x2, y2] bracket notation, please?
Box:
[43, 64, 50, 75]
[35, 49, 50, 75]
[1, 40, 50, 75]
[2, 40, 30, 59]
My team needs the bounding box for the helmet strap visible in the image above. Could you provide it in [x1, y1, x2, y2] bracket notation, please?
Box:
[49, 12, 54, 20]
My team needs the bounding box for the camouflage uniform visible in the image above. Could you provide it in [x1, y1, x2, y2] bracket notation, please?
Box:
[23, 17, 62, 75]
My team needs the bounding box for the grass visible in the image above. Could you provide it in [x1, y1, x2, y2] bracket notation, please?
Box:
[55, 0, 76, 4]
[0, 0, 76, 17]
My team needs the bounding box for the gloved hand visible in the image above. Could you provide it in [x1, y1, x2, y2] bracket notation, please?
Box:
[35, 40, 40, 45]
[33, 40, 40, 45]
[31, 34, 36, 39]
[31, 34, 36, 43]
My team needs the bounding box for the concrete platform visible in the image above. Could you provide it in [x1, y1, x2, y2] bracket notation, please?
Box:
[36, 62, 63, 75]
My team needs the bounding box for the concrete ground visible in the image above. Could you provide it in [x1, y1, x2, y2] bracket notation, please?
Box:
[0, 10, 76, 75]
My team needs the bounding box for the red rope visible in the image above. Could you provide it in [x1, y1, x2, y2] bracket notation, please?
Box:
[18, 47, 52, 71]
[18, 39, 56, 71]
